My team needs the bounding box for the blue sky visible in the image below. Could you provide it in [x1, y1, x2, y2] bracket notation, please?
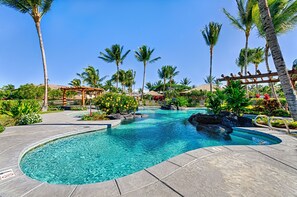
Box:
[0, 0, 296, 89]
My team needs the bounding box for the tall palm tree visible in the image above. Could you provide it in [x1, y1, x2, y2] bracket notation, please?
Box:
[68, 78, 82, 87]
[202, 22, 222, 93]
[1, 0, 54, 111]
[158, 66, 170, 92]
[180, 77, 192, 86]
[78, 65, 107, 88]
[258, 0, 297, 120]
[254, 0, 297, 103]
[135, 45, 161, 99]
[98, 44, 130, 89]
[223, 0, 255, 79]
[167, 66, 179, 89]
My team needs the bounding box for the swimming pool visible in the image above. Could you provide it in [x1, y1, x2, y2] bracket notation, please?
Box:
[20, 109, 281, 185]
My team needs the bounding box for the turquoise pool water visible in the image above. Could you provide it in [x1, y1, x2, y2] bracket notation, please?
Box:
[20, 109, 281, 185]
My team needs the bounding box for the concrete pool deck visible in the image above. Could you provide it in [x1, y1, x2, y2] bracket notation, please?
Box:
[0, 111, 297, 197]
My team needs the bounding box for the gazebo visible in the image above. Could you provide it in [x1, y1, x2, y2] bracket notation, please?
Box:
[60, 86, 104, 106]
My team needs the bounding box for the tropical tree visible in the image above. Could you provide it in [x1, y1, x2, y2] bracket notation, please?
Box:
[98, 44, 130, 89]
[258, 0, 297, 120]
[204, 75, 216, 85]
[68, 78, 82, 87]
[118, 69, 127, 92]
[103, 79, 117, 92]
[135, 45, 161, 99]
[78, 66, 107, 88]
[253, 0, 297, 102]
[125, 69, 135, 94]
[158, 66, 170, 92]
[223, 0, 255, 79]
[250, 47, 265, 74]
[202, 22, 222, 93]
[1, 0, 54, 111]
[180, 78, 192, 86]
[167, 66, 179, 89]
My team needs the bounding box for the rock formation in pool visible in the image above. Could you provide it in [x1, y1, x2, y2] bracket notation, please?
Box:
[188, 111, 254, 140]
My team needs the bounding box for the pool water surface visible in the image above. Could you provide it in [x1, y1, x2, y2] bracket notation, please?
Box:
[20, 109, 281, 185]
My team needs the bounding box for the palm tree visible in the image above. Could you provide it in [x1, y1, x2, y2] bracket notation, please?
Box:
[254, 0, 297, 103]
[258, 0, 297, 120]
[223, 0, 255, 79]
[167, 66, 179, 89]
[158, 66, 170, 92]
[125, 69, 135, 94]
[78, 66, 107, 88]
[135, 45, 161, 99]
[118, 69, 127, 92]
[98, 44, 130, 89]
[202, 22, 222, 93]
[236, 48, 254, 74]
[180, 77, 192, 86]
[204, 75, 216, 85]
[250, 47, 264, 74]
[68, 79, 81, 87]
[1, 0, 54, 111]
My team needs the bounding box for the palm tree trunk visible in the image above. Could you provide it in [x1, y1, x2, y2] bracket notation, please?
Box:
[116, 64, 119, 89]
[258, 0, 297, 120]
[265, 37, 283, 107]
[255, 64, 259, 93]
[141, 62, 146, 100]
[209, 46, 213, 93]
[163, 78, 166, 92]
[35, 21, 48, 112]
[244, 33, 249, 94]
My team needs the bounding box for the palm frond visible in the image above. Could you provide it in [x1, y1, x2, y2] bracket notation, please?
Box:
[223, 8, 245, 31]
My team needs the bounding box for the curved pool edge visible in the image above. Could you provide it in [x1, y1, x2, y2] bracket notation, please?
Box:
[17, 126, 287, 188]
[0, 125, 295, 196]
[17, 119, 122, 183]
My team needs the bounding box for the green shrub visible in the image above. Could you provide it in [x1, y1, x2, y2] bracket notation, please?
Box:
[271, 109, 291, 117]
[0, 124, 5, 133]
[0, 100, 41, 118]
[224, 81, 250, 116]
[174, 97, 189, 107]
[205, 89, 226, 115]
[289, 121, 297, 129]
[95, 93, 138, 115]
[81, 112, 108, 121]
[263, 99, 281, 115]
[17, 113, 42, 125]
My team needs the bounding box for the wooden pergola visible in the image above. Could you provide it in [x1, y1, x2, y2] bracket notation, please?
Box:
[217, 69, 297, 90]
[60, 86, 104, 106]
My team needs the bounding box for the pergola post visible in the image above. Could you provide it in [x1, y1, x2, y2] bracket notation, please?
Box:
[62, 89, 67, 106]
[82, 89, 85, 106]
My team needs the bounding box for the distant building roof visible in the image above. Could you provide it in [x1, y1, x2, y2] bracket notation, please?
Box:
[145, 91, 163, 97]
[182, 84, 221, 93]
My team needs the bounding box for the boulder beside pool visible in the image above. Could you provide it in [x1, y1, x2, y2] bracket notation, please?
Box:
[188, 111, 254, 140]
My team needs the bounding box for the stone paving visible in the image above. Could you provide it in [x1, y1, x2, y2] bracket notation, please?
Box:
[0, 111, 297, 197]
